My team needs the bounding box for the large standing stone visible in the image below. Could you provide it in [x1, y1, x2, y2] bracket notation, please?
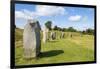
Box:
[60, 32, 65, 38]
[50, 32, 56, 40]
[23, 20, 41, 58]
[42, 26, 49, 43]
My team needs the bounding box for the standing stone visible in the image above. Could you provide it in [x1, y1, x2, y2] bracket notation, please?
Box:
[23, 19, 41, 58]
[60, 32, 65, 38]
[50, 32, 56, 40]
[62, 32, 65, 38]
[42, 26, 49, 43]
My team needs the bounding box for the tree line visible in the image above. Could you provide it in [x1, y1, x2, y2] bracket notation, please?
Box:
[15, 20, 94, 35]
[45, 21, 94, 35]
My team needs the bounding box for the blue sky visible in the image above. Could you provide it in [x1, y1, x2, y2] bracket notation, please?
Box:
[15, 4, 94, 31]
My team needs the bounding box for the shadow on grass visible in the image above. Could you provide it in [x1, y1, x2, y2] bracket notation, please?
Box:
[39, 50, 64, 58]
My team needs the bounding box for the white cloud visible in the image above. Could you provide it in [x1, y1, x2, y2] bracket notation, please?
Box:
[15, 5, 66, 19]
[69, 15, 82, 22]
[35, 5, 66, 16]
[15, 10, 37, 19]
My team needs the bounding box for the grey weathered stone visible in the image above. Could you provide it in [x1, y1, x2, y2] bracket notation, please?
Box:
[60, 32, 65, 38]
[23, 19, 41, 58]
[42, 26, 49, 43]
[50, 32, 56, 40]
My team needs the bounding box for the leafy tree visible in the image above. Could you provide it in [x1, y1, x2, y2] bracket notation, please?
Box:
[45, 21, 52, 30]
[53, 25, 62, 31]
[82, 30, 86, 34]
[53, 25, 58, 30]
[67, 27, 77, 32]
[82, 28, 94, 35]
[86, 28, 94, 35]
[62, 28, 67, 32]
[57, 27, 62, 31]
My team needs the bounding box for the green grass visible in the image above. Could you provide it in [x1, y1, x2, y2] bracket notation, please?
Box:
[15, 28, 94, 65]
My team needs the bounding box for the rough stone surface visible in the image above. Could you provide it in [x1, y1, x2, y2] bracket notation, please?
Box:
[42, 26, 49, 43]
[23, 20, 41, 58]
[60, 32, 65, 38]
[50, 32, 56, 40]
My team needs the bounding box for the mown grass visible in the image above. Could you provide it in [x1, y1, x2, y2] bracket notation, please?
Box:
[15, 28, 94, 65]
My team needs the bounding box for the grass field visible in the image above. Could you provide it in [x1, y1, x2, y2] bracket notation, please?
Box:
[15, 28, 94, 65]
